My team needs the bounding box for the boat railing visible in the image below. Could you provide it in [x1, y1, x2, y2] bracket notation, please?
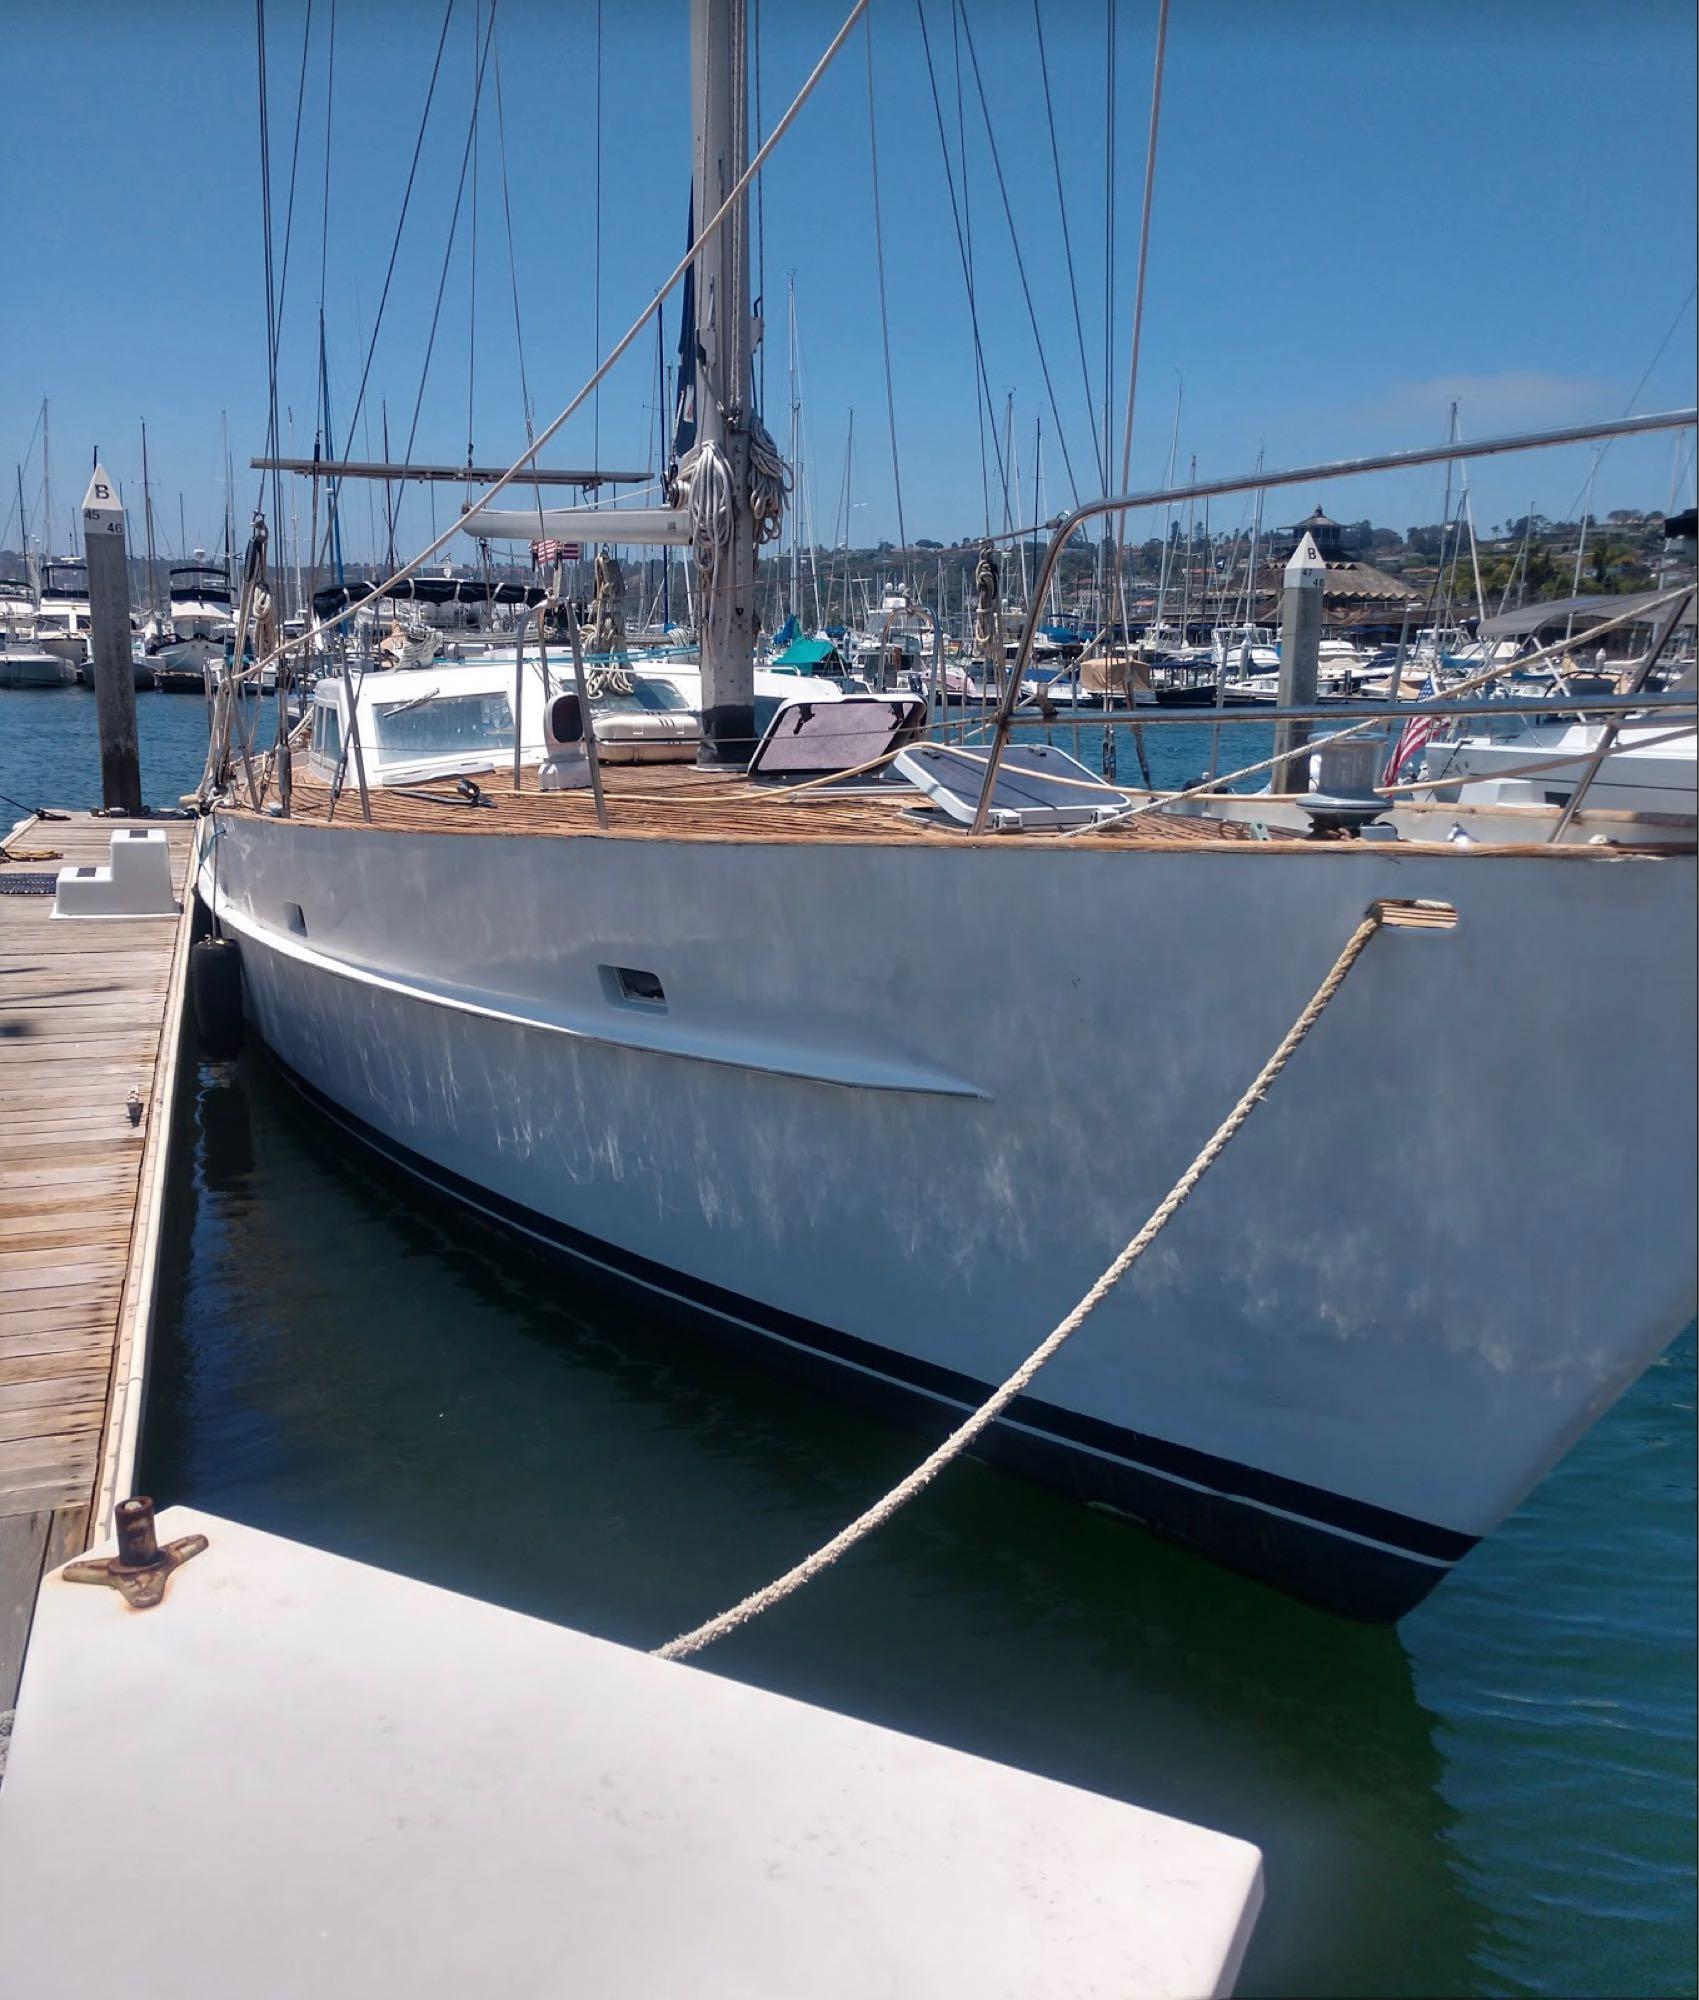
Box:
[967, 406, 1698, 832]
[941, 690, 1695, 732]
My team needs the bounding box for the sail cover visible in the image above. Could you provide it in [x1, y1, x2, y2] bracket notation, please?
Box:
[673, 193, 698, 461]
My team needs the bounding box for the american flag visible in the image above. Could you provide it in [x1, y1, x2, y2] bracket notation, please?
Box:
[1384, 672, 1440, 785]
[531, 539, 582, 566]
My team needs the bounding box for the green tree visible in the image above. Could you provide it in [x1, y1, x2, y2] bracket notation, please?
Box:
[1589, 540, 1637, 591]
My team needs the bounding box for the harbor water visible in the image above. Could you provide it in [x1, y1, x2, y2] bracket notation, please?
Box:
[5, 685, 1694, 1996]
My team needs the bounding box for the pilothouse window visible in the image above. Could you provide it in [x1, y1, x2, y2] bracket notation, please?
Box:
[371, 691, 515, 768]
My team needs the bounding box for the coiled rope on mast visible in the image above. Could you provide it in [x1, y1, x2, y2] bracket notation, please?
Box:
[748, 414, 790, 545]
[655, 904, 1393, 1663]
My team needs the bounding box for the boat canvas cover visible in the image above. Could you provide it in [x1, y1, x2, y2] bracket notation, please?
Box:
[313, 577, 549, 618]
[1479, 588, 1697, 638]
[771, 636, 843, 670]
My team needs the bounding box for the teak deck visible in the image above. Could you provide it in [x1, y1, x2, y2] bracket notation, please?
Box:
[0, 812, 195, 1709]
[240, 763, 1696, 860]
[269, 764, 1277, 844]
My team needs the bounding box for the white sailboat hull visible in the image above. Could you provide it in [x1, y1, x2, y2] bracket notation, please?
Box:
[201, 815, 1696, 1618]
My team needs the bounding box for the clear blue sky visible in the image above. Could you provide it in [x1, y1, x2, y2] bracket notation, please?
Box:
[3, 0, 1694, 568]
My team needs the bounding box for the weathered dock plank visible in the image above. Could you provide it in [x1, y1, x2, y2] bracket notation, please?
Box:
[0, 812, 196, 1708]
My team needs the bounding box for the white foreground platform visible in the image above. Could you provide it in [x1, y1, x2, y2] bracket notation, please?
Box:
[0, 1510, 1261, 1998]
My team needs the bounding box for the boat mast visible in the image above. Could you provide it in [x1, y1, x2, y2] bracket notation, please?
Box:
[788, 275, 801, 622]
[140, 419, 163, 626]
[221, 410, 234, 579]
[1242, 456, 1265, 646]
[692, 0, 758, 763]
[17, 466, 39, 607]
[1151, 383, 1182, 641]
[41, 396, 53, 564]
[839, 407, 853, 624]
[1178, 452, 1196, 640]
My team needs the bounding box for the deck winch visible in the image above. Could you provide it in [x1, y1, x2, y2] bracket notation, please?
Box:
[1297, 737, 1394, 838]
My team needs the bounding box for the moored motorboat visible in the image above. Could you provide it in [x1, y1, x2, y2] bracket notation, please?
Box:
[0, 634, 76, 687]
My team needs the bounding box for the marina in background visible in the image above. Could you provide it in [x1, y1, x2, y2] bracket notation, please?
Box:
[1, 0, 1694, 1993]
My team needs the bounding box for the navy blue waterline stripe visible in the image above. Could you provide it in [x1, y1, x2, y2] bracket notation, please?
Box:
[275, 1057, 1476, 1569]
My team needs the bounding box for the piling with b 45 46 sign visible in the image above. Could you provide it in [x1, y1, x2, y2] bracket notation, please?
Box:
[80, 463, 143, 815]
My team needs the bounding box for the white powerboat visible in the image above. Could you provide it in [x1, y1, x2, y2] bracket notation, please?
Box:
[32, 561, 93, 670]
[150, 560, 236, 688]
[0, 581, 75, 685]
[0, 633, 76, 687]
[1417, 705, 1696, 815]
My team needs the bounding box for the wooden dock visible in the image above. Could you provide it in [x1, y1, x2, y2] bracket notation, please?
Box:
[0, 812, 196, 1709]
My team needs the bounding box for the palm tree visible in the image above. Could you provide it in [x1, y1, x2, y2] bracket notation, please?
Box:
[1590, 540, 1634, 591]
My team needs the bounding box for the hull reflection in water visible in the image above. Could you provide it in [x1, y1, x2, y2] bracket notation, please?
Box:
[144, 1052, 1696, 1997]
[146, 1049, 1486, 1998]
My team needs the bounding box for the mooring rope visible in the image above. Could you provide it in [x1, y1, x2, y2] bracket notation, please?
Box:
[655, 903, 1390, 1661]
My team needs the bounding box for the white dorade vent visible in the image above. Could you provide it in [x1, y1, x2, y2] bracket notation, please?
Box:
[747, 694, 926, 777]
[893, 741, 1133, 830]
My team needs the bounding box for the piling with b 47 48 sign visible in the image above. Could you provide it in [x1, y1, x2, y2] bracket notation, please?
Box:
[80, 463, 143, 815]
[1274, 529, 1325, 791]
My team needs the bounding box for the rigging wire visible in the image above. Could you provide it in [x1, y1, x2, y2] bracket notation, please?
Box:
[1113, 0, 1170, 512]
[754, 0, 766, 415]
[1104, 0, 1169, 794]
[593, 0, 603, 472]
[490, 21, 544, 539]
[1560, 281, 1696, 521]
[336, 0, 458, 472]
[9, 407, 45, 553]
[1100, 0, 1115, 619]
[254, 0, 283, 533]
[1032, 0, 1102, 485]
[957, 0, 1083, 509]
[914, 0, 1003, 533]
[467, 0, 481, 492]
[317, 0, 336, 312]
[254, 0, 317, 606]
[307, 0, 337, 594]
[863, 8, 909, 571]
[388, 1, 499, 560]
[240, 0, 873, 687]
[951, 0, 994, 535]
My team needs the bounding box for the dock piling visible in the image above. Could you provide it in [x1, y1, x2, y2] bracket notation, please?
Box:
[1273, 530, 1324, 791]
[81, 464, 143, 814]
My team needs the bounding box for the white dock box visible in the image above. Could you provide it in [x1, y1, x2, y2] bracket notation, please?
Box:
[53, 826, 178, 918]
